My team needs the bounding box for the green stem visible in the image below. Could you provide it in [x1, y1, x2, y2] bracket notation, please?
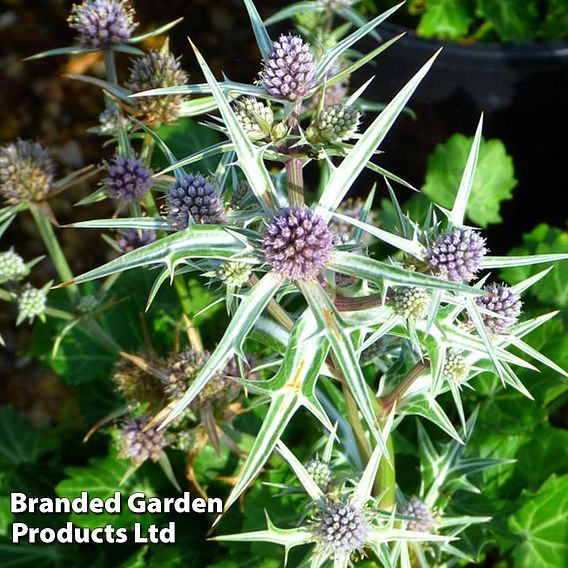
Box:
[286, 101, 305, 207]
[102, 47, 119, 110]
[376, 432, 396, 509]
[174, 276, 193, 316]
[381, 361, 429, 413]
[342, 380, 372, 464]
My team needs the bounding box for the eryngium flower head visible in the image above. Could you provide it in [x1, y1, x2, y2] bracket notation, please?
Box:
[98, 108, 130, 135]
[0, 249, 27, 282]
[0, 140, 55, 205]
[393, 287, 430, 320]
[234, 98, 274, 141]
[443, 350, 469, 382]
[309, 103, 360, 144]
[103, 156, 152, 201]
[217, 261, 252, 288]
[118, 417, 167, 466]
[167, 174, 224, 229]
[128, 49, 189, 125]
[401, 498, 434, 533]
[77, 294, 99, 314]
[476, 283, 522, 334]
[117, 228, 157, 252]
[427, 227, 488, 282]
[263, 207, 333, 280]
[113, 358, 165, 409]
[315, 499, 367, 556]
[305, 459, 333, 492]
[229, 180, 251, 210]
[261, 35, 316, 101]
[68, 0, 137, 48]
[17, 285, 47, 325]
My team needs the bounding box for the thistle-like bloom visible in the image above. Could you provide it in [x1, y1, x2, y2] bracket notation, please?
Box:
[77, 294, 99, 314]
[305, 459, 333, 492]
[476, 283, 522, 334]
[315, 499, 367, 555]
[17, 285, 47, 325]
[128, 49, 189, 125]
[217, 261, 252, 288]
[263, 207, 333, 280]
[443, 350, 469, 382]
[234, 98, 274, 141]
[393, 287, 430, 320]
[118, 417, 167, 467]
[0, 140, 55, 205]
[98, 108, 130, 135]
[113, 358, 165, 409]
[426, 227, 487, 282]
[261, 35, 316, 101]
[167, 174, 224, 229]
[0, 250, 27, 282]
[309, 103, 360, 144]
[401, 498, 434, 533]
[103, 156, 153, 201]
[68, 0, 137, 48]
[117, 228, 157, 252]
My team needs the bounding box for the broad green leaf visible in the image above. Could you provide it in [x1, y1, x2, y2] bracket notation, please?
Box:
[422, 133, 516, 227]
[0, 541, 60, 568]
[542, 0, 568, 41]
[417, 0, 473, 40]
[477, 0, 538, 43]
[509, 475, 568, 568]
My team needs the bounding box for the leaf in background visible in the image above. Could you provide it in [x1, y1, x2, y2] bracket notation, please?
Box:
[0, 497, 12, 536]
[417, 0, 474, 39]
[501, 225, 568, 307]
[422, 134, 516, 227]
[541, 0, 568, 41]
[0, 540, 60, 568]
[509, 474, 568, 568]
[476, 0, 538, 43]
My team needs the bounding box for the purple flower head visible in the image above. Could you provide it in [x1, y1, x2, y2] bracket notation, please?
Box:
[315, 499, 367, 555]
[476, 283, 522, 334]
[118, 417, 167, 466]
[401, 498, 434, 533]
[128, 49, 189, 125]
[104, 156, 152, 201]
[117, 228, 157, 253]
[167, 174, 224, 229]
[0, 140, 55, 205]
[427, 227, 488, 282]
[68, 0, 137, 48]
[261, 35, 316, 101]
[263, 207, 333, 280]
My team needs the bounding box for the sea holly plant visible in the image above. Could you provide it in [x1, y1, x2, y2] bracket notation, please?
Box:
[2, 1, 568, 566]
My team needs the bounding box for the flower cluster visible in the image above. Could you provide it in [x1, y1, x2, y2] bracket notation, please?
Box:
[118, 417, 168, 466]
[103, 156, 152, 201]
[305, 459, 333, 492]
[400, 498, 434, 533]
[0, 250, 27, 282]
[476, 283, 522, 334]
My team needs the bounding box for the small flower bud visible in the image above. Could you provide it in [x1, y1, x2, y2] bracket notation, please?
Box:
[0, 250, 27, 282]
[103, 156, 153, 201]
[261, 35, 316, 101]
[116, 228, 157, 252]
[305, 459, 333, 492]
[77, 294, 99, 314]
[17, 285, 47, 325]
[113, 358, 165, 408]
[308, 104, 360, 145]
[229, 180, 251, 210]
[234, 98, 274, 142]
[443, 350, 469, 382]
[98, 108, 130, 135]
[0, 140, 55, 205]
[68, 0, 137, 48]
[393, 287, 430, 320]
[216, 261, 252, 288]
[400, 498, 434, 533]
[118, 417, 167, 466]
[476, 283, 522, 334]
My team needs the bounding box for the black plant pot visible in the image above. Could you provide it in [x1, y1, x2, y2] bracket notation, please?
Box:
[364, 22, 568, 112]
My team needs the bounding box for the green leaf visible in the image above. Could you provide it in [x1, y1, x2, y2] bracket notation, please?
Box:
[542, 0, 568, 41]
[0, 497, 13, 536]
[477, 0, 538, 43]
[0, 540, 60, 568]
[501, 225, 568, 307]
[417, 0, 474, 39]
[422, 133, 517, 227]
[509, 475, 568, 568]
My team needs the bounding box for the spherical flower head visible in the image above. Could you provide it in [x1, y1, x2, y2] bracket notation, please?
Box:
[77, 294, 99, 314]
[0, 249, 27, 282]
[217, 261, 252, 288]
[309, 103, 360, 144]
[117, 228, 157, 252]
[113, 358, 165, 408]
[68, 0, 137, 48]
[167, 174, 224, 229]
[229, 180, 251, 210]
[261, 35, 316, 101]
[475, 283, 522, 334]
[305, 459, 333, 492]
[128, 49, 189, 125]
[401, 498, 434, 533]
[98, 108, 130, 135]
[17, 285, 47, 325]
[393, 287, 430, 320]
[263, 207, 333, 280]
[118, 417, 167, 466]
[443, 350, 469, 382]
[315, 499, 367, 556]
[103, 156, 152, 201]
[0, 140, 55, 205]
[234, 98, 274, 142]
[427, 227, 487, 282]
